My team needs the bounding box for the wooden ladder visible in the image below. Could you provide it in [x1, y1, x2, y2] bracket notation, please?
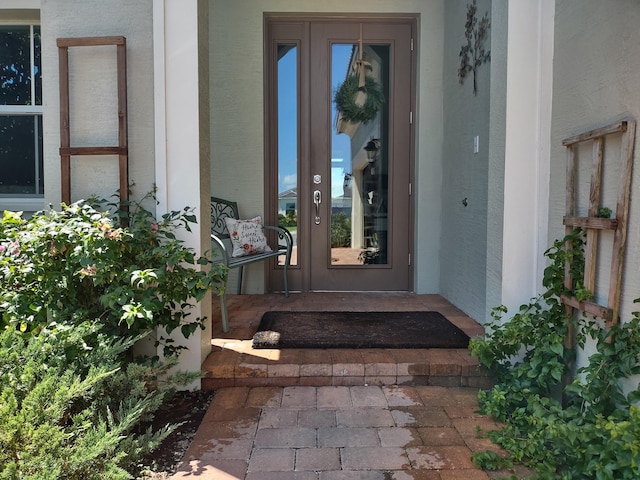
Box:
[561, 120, 636, 329]
[57, 36, 128, 220]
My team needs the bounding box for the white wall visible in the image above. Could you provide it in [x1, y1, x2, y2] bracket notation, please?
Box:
[40, 0, 156, 206]
[209, 0, 445, 294]
[440, 0, 492, 322]
[41, 0, 212, 382]
[500, 0, 554, 314]
[549, 0, 640, 376]
[0, 0, 40, 8]
[152, 0, 211, 384]
[484, 0, 508, 320]
[440, 0, 554, 323]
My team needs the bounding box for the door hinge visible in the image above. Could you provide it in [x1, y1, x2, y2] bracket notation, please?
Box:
[410, 111, 413, 124]
[410, 37, 414, 51]
[408, 253, 411, 266]
[409, 183, 412, 196]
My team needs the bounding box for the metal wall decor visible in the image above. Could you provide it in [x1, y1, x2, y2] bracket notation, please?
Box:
[458, 0, 491, 95]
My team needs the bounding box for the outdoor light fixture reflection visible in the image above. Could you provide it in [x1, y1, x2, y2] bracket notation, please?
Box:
[364, 138, 380, 163]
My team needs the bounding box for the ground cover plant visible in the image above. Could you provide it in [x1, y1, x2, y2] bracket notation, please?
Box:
[470, 229, 640, 479]
[0, 193, 227, 479]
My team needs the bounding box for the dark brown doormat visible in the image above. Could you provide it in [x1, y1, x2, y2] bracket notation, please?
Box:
[252, 311, 470, 349]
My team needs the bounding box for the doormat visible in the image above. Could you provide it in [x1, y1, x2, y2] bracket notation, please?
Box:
[252, 311, 470, 349]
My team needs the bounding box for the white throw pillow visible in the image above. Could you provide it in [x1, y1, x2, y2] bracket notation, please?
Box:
[224, 216, 272, 257]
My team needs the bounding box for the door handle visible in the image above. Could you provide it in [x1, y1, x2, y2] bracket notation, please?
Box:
[313, 190, 321, 225]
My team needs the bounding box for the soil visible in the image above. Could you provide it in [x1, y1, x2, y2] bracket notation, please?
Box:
[138, 389, 215, 479]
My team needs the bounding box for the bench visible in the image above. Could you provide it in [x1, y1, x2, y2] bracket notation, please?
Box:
[210, 197, 292, 332]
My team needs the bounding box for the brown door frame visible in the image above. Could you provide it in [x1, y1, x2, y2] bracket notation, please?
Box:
[264, 14, 417, 293]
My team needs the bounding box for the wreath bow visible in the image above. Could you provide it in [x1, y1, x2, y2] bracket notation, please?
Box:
[334, 25, 385, 125]
[354, 58, 371, 90]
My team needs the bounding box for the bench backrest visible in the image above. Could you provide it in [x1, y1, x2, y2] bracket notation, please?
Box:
[210, 197, 239, 239]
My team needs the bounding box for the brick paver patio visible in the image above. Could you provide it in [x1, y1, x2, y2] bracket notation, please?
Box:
[172, 293, 533, 479]
[173, 385, 534, 479]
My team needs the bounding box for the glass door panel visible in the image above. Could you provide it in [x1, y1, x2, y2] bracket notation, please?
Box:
[330, 43, 389, 266]
[266, 18, 414, 292]
[308, 21, 411, 292]
[277, 44, 298, 265]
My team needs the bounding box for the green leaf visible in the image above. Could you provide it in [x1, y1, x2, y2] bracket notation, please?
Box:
[550, 342, 564, 356]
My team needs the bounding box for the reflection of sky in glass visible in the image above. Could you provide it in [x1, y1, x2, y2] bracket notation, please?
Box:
[277, 48, 297, 193]
[277, 45, 353, 194]
[331, 158, 346, 198]
[331, 45, 353, 199]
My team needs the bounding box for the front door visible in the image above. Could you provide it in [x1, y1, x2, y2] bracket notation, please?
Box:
[266, 16, 415, 292]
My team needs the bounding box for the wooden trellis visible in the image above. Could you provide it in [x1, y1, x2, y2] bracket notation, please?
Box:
[561, 120, 636, 328]
[57, 36, 128, 221]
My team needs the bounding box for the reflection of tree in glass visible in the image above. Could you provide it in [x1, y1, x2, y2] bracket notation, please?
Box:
[0, 116, 40, 194]
[1, 26, 41, 105]
[278, 211, 297, 228]
[331, 212, 351, 247]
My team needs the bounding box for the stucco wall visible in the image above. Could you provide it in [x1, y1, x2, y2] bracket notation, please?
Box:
[41, 0, 155, 206]
[484, 0, 508, 321]
[2, 0, 40, 8]
[439, 0, 492, 322]
[209, 0, 445, 294]
[550, 0, 640, 371]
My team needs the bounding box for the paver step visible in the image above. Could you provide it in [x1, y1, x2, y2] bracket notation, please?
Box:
[204, 293, 493, 391]
[201, 345, 493, 390]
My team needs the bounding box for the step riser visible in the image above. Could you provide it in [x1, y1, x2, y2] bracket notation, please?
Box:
[203, 375, 494, 390]
[202, 363, 494, 390]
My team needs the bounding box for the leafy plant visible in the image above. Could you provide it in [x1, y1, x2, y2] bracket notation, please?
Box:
[0, 323, 195, 480]
[278, 210, 297, 228]
[331, 212, 351, 247]
[470, 228, 640, 479]
[597, 206, 612, 218]
[0, 191, 227, 355]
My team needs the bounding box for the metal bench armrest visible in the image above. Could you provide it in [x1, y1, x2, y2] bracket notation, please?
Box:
[210, 233, 231, 266]
[263, 225, 293, 253]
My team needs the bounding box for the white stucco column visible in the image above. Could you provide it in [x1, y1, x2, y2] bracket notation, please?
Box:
[153, 0, 211, 386]
[501, 0, 555, 312]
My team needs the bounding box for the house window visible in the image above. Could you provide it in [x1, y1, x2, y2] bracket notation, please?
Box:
[286, 202, 295, 215]
[0, 24, 43, 197]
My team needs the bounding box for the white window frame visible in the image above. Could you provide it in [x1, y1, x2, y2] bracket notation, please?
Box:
[0, 21, 44, 212]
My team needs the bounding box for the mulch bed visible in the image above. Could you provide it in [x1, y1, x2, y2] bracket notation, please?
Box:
[138, 389, 214, 478]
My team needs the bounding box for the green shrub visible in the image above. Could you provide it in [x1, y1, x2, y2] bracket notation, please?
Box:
[278, 211, 297, 228]
[0, 193, 224, 477]
[0, 192, 227, 355]
[470, 229, 640, 479]
[0, 323, 191, 480]
[331, 212, 351, 247]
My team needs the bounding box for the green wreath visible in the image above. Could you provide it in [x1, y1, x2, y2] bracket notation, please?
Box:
[334, 74, 385, 124]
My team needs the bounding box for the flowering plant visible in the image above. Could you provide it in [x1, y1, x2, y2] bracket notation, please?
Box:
[0, 191, 227, 355]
